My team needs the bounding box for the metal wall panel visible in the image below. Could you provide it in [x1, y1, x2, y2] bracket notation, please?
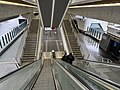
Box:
[52, 0, 69, 27]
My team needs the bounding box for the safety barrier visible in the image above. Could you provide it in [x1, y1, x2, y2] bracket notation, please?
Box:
[0, 21, 27, 54]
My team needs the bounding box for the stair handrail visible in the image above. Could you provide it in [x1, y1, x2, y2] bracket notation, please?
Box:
[62, 21, 73, 53]
[69, 15, 90, 59]
[15, 21, 30, 65]
[35, 20, 41, 60]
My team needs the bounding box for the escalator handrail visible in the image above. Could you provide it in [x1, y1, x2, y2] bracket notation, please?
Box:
[0, 59, 41, 82]
[52, 58, 89, 90]
[58, 60, 120, 89]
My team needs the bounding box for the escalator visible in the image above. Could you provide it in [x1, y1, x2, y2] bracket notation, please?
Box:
[58, 59, 120, 90]
[0, 55, 120, 90]
[33, 59, 55, 90]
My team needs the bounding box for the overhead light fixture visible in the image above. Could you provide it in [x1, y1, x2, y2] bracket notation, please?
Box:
[69, 3, 120, 8]
[0, 1, 37, 8]
[22, 0, 37, 5]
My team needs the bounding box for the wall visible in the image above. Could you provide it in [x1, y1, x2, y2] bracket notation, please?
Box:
[107, 26, 120, 38]
[76, 19, 85, 31]
[60, 26, 69, 54]
[100, 34, 111, 51]
[74, 17, 108, 32]
[0, 16, 26, 36]
[84, 18, 108, 32]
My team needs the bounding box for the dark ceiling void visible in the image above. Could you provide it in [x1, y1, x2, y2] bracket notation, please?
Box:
[70, 0, 120, 6]
[52, 0, 69, 28]
[37, 0, 52, 27]
[37, 0, 70, 28]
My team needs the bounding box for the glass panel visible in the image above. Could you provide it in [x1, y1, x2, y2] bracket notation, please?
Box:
[59, 60, 120, 90]
[0, 40, 2, 48]
[2, 36, 5, 46]
[4, 34, 8, 44]
[12, 30, 15, 38]
[0, 60, 42, 90]
[9, 32, 12, 40]
[99, 32, 101, 39]
[7, 33, 10, 42]
[52, 59, 89, 90]
[90, 23, 101, 29]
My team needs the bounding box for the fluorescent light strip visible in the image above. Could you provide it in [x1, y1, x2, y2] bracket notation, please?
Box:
[0, 1, 37, 8]
[22, 0, 37, 5]
[51, 0, 55, 27]
[69, 3, 120, 8]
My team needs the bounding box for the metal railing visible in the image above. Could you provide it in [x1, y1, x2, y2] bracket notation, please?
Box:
[69, 18, 92, 60]
[0, 21, 27, 55]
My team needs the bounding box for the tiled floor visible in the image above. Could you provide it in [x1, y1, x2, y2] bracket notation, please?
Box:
[76, 32, 120, 63]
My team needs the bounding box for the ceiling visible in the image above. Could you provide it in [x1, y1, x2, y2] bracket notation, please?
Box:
[37, 0, 70, 28]
[1, 0, 37, 6]
[70, 0, 120, 6]
[2, 0, 120, 27]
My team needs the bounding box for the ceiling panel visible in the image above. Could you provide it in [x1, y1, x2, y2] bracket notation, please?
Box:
[37, 0, 52, 27]
[52, 0, 69, 27]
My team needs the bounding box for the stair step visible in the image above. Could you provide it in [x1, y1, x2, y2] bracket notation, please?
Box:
[23, 54, 35, 56]
[70, 43, 78, 45]
[22, 57, 35, 59]
[73, 53, 82, 55]
[74, 54, 82, 56]
[76, 57, 83, 60]
[24, 49, 36, 51]
[22, 59, 34, 62]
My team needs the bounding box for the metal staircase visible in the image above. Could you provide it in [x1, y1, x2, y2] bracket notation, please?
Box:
[63, 20, 83, 60]
[21, 19, 39, 63]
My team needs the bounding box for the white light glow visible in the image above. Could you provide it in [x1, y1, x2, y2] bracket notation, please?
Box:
[0, 1, 37, 8]
[69, 3, 120, 8]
